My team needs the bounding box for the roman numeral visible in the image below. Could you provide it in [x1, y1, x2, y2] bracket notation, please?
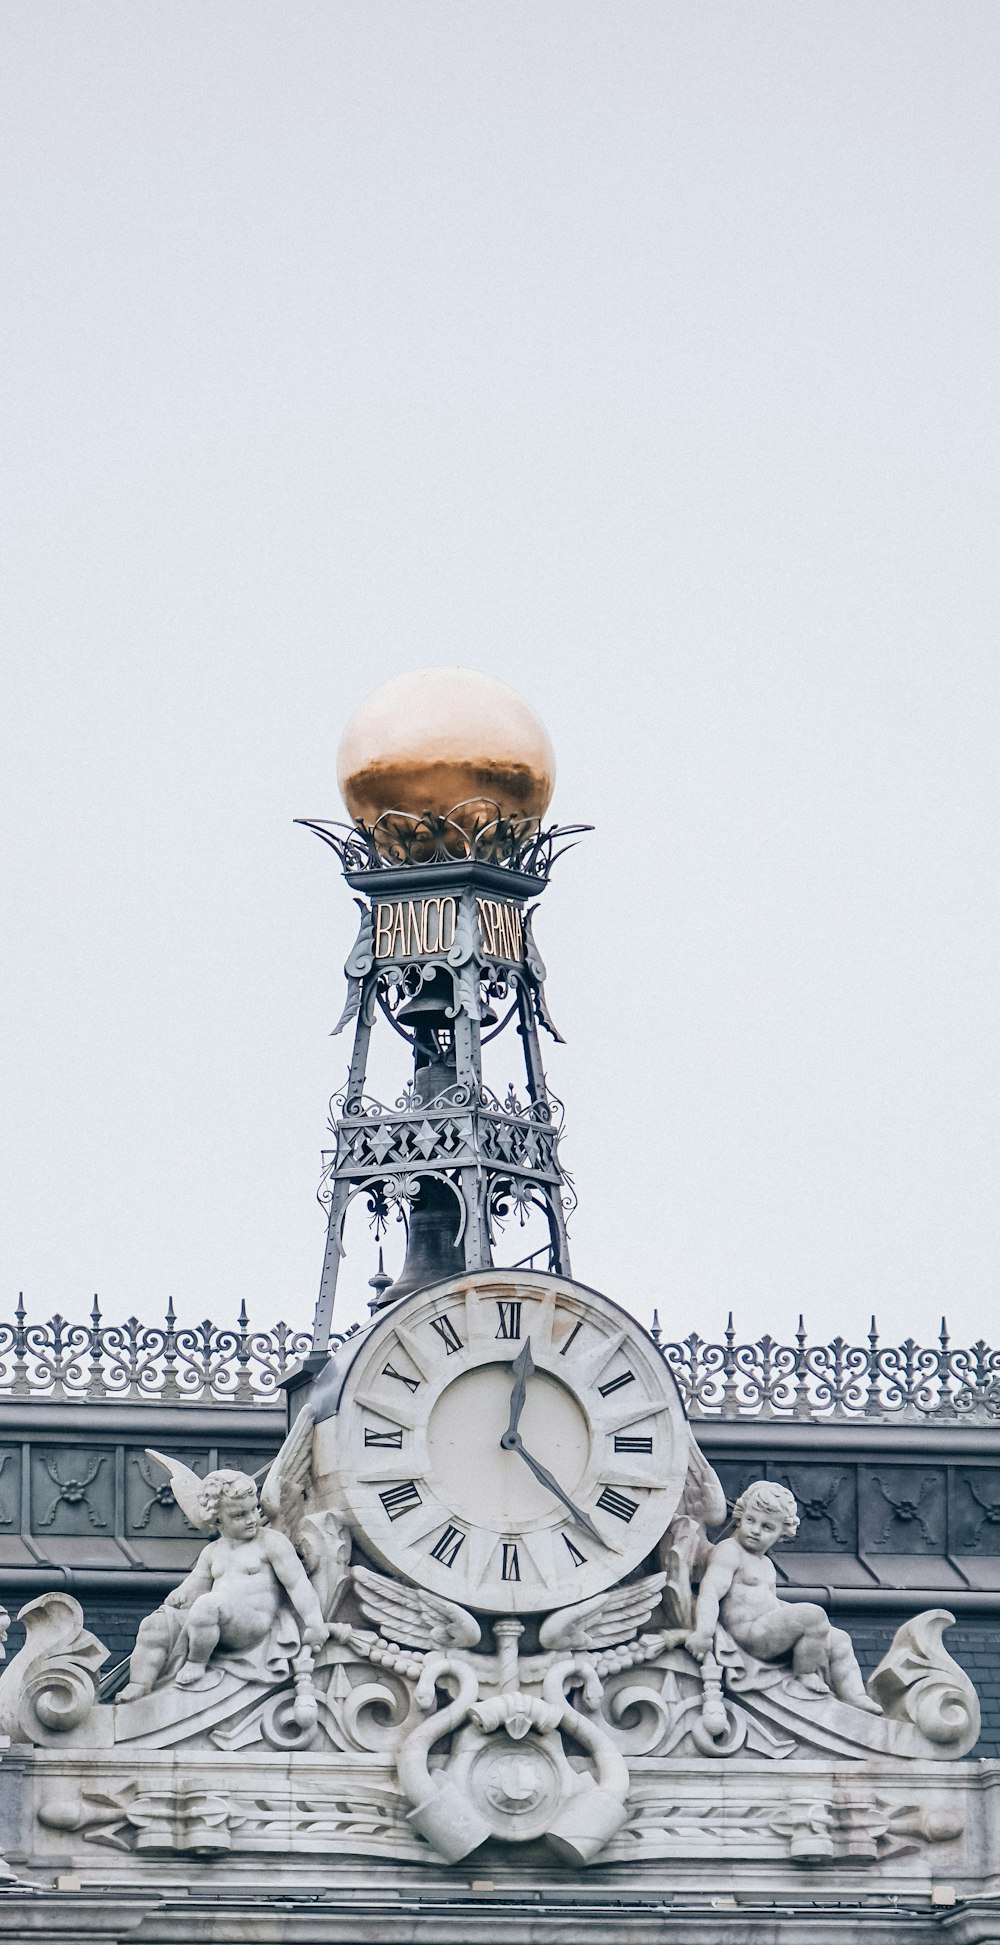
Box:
[383, 1361, 420, 1393]
[495, 1301, 522, 1339]
[429, 1524, 465, 1568]
[562, 1533, 586, 1567]
[614, 1435, 652, 1453]
[597, 1485, 639, 1523]
[560, 1319, 583, 1357]
[378, 1480, 422, 1521]
[365, 1427, 404, 1448]
[597, 1368, 635, 1398]
[501, 1542, 521, 1581]
[429, 1314, 463, 1355]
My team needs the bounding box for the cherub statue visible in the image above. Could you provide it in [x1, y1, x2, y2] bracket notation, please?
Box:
[685, 1479, 879, 1713]
[121, 1412, 349, 1701]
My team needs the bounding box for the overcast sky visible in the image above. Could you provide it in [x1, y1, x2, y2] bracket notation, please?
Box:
[2, 4, 999, 1353]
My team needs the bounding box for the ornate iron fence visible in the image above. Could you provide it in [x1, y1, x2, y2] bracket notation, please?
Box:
[0, 1296, 322, 1404]
[651, 1312, 1000, 1422]
[0, 1297, 998, 1419]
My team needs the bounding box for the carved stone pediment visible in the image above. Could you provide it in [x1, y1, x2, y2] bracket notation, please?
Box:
[0, 1312, 983, 1878]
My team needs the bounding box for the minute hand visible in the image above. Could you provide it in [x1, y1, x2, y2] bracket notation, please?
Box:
[505, 1435, 607, 1549]
[503, 1339, 535, 1447]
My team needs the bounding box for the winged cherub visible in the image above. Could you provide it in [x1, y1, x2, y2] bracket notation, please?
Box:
[121, 1415, 349, 1700]
[686, 1480, 879, 1713]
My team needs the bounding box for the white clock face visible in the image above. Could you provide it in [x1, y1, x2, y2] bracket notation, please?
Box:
[316, 1270, 688, 1614]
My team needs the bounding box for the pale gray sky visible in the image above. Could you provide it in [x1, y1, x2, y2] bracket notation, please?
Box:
[2, 3, 999, 1350]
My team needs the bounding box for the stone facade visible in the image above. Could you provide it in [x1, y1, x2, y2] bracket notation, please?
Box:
[0, 1277, 993, 1943]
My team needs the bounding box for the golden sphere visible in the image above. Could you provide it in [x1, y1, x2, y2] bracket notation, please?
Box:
[337, 668, 556, 835]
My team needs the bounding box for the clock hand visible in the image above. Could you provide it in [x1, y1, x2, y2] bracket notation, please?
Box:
[505, 1435, 608, 1549]
[500, 1341, 612, 1550]
[501, 1338, 535, 1448]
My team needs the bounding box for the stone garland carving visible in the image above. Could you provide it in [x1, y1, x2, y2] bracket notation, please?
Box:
[0, 1425, 981, 1870]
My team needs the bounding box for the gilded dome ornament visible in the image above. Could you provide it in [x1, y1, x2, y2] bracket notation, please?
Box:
[335, 667, 556, 855]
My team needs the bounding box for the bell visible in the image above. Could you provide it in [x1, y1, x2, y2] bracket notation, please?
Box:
[395, 967, 454, 1024]
[376, 1176, 466, 1307]
[396, 967, 497, 1032]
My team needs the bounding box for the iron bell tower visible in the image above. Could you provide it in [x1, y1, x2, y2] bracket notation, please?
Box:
[300, 801, 584, 1353]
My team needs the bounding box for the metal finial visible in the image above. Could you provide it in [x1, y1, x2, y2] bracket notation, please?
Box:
[368, 1249, 394, 1313]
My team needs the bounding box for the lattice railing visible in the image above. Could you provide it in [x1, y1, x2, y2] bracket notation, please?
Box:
[0, 1298, 997, 1419]
[652, 1312, 1000, 1421]
[0, 1296, 323, 1404]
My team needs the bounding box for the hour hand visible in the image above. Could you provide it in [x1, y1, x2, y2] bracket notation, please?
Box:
[510, 1441, 608, 1550]
[501, 1338, 535, 1448]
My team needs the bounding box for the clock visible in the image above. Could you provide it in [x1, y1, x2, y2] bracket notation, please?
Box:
[314, 1269, 688, 1614]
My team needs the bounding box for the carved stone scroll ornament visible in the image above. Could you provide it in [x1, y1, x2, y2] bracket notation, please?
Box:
[691, 1615, 980, 1764]
[867, 1608, 981, 1757]
[0, 1592, 107, 1747]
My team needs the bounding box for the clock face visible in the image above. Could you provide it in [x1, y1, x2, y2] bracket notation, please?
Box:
[316, 1269, 688, 1614]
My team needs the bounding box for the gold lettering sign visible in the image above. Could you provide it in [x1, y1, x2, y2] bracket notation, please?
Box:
[371, 895, 525, 963]
[476, 897, 524, 964]
[372, 897, 457, 959]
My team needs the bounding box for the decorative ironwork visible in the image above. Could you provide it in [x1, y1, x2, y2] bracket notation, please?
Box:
[650, 1310, 1000, 1423]
[295, 809, 591, 878]
[0, 1293, 323, 1404]
[2, 1300, 1000, 1419]
[321, 1083, 565, 1201]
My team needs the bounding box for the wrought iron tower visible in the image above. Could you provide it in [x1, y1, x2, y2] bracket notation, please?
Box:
[300, 805, 585, 1352]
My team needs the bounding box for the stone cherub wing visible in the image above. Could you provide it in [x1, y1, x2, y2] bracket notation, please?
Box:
[144, 1449, 214, 1532]
[678, 1430, 728, 1529]
[260, 1408, 351, 1623]
[537, 1571, 667, 1652]
[658, 1428, 728, 1629]
[352, 1564, 481, 1651]
[259, 1405, 314, 1542]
